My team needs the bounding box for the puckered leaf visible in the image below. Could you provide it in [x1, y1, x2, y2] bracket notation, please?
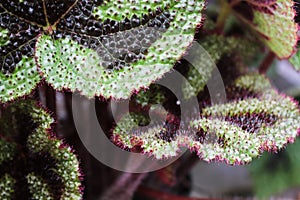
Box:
[132, 84, 166, 107]
[36, 0, 205, 99]
[0, 0, 205, 101]
[231, 0, 298, 59]
[0, 6, 42, 103]
[0, 174, 15, 199]
[113, 113, 184, 159]
[182, 34, 257, 99]
[0, 100, 82, 199]
[190, 89, 300, 164]
[189, 73, 299, 164]
[112, 73, 300, 165]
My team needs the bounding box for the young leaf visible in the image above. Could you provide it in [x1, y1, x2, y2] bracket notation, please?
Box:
[190, 89, 300, 164]
[0, 100, 82, 199]
[182, 34, 257, 99]
[185, 72, 299, 164]
[132, 85, 166, 108]
[112, 73, 300, 165]
[113, 113, 183, 159]
[231, 0, 298, 59]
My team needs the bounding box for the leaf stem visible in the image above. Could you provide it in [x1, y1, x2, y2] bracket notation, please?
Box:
[45, 84, 57, 130]
[32, 87, 40, 101]
[215, 1, 231, 34]
[100, 173, 147, 200]
[0, 104, 3, 117]
[137, 186, 214, 200]
[229, 0, 242, 7]
[258, 52, 276, 74]
[175, 153, 200, 183]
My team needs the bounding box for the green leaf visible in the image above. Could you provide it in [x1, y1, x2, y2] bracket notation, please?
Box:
[0, 174, 15, 199]
[112, 73, 300, 165]
[190, 89, 300, 164]
[1, 0, 205, 101]
[37, 0, 205, 99]
[183, 35, 257, 99]
[132, 84, 166, 107]
[231, 0, 298, 59]
[113, 113, 183, 159]
[0, 6, 42, 103]
[0, 100, 82, 199]
[0, 56, 41, 103]
[27, 173, 53, 200]
[289, 49, 300, 71]
[234, 73, 272, 93]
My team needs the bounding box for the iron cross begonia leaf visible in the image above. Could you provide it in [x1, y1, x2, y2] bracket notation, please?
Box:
[0, 0, 205, 102]
[112, 73, 300, 164]
[0, 6, 42, 103]
[0, 100, 82, 199]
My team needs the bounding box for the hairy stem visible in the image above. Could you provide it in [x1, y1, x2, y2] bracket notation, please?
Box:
[137, 186, 213, 200]
[32, 87, 40, 102]
[259, 52, 276, 74]
[229, 0, 242, 7]
[175, 153, 200, 183]
[64, 91, 73, 123]
[0, 104, 3, 117]
[45, 84, 57, 131]
[100, 173, 147, 200]
[215, 0, 231, 34]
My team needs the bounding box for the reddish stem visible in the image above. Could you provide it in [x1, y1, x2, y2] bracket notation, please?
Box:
[100, 173, 147, 200]
[175, 153, 200, 182]
[0, 104, 3, 117]
[137, 186, 216, 200]
[32, 87, 40, 101]
[229, 0, 241, 7]
[259, 52, 276, 74]
[64, 91, 73, 122]
[215, 1, 231, 34]
[45, 84, 56, 114]
[45, 84, 57, 132]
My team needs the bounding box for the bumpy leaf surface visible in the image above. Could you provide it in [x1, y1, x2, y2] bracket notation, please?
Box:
[0, 100, 82, 199]
[112, 73, 300, 164]
[231, 0, 298, 59]
[182, 34, 257, 99]
[0, 6, 42, 103]
[0, 0, 205, 101]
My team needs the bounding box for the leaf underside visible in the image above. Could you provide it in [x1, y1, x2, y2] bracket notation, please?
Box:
[0, 100, 82, 199]
[0, 0, 205, 102]
[231, 0, 298, 59]
[112, 73, 300, 164]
